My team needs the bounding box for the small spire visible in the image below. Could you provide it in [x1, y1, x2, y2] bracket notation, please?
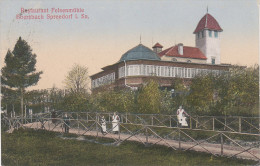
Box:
[207, 6, 208, 13]
[140, 34, 142, 44]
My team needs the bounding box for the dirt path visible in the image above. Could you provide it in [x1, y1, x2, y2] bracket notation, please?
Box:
[22, 121, 260, 161]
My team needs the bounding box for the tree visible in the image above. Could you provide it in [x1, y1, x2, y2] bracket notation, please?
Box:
[1, 37, 43, 119]
[64, 64, 89, 93]
[137, 80, 161, 114]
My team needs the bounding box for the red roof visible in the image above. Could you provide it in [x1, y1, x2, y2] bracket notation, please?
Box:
[193, 13, 223, 33]
[152, 42, 163, 48]
[158, 45, 207, 60]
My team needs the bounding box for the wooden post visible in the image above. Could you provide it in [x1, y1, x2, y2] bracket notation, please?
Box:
[77, 113, 79, 134]
[109, 113, 111, 123]
[118, 123, 121, 141]
[178, 128, 181, 149]
[169, 116, 172, 127]
[151, 116, 154, 126]
[224, 116, 227, 130]
[190, 116, 192, 129]
[239, 117, 241, 133]
[96, 113, 98, 137]
[87, 112, 88, 122]
[196, 116, 198, 128]
[126, 113, 128, 123]
[213, 117, 215, 131]
[145, 126, 148, 145]
[220, 132, 223, 156]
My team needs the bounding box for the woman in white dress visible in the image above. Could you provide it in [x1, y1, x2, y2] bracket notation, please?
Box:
[101, 116, 107, 135]
[177, 106, 189, 127]
[112, 112, 120, 134]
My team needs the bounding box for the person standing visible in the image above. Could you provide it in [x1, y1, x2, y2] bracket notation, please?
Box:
[101, 116, 107, 135]
[177, 106, 189, 127]
[63, 113, 70, 133]
[112, 112, 120, 134]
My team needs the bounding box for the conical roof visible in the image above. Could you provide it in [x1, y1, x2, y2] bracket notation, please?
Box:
[193, 13, 223, 33]
[119, 44, 161, 62]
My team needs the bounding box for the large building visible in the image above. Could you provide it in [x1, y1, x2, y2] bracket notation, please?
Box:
[90, 12, 230, 91]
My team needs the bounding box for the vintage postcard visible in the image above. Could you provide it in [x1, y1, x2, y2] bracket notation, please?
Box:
[1, 0, 259, 165]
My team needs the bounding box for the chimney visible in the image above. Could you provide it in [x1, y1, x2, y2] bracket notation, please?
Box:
[152, 42, 163, 53]
[178, 43, 183, 55]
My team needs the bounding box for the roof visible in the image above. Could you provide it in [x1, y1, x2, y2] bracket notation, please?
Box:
[119, 44, 161, 62]
[193, 13, 223, 33]
[152, 42, 163, 48]
[158, 45, 207, 60]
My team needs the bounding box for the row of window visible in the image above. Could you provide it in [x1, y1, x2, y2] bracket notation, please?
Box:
[197, 30, 218, 39]
[92, 72, 115, 88]
[118, 65, 223, 79]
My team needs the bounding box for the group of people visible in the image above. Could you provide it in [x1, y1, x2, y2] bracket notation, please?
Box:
[60, 106, 188, 135]
[101, 112, 120, 135]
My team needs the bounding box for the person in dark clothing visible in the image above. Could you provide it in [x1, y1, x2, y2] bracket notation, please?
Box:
[63, 113, 70, 133]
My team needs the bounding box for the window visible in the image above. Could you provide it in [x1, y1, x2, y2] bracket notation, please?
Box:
[212, 58, 216, 65]
[209, 30, 212, 37]
[201, 31, 204, 38]
[187, 60, 191, 63]
[172, 58, 177, 62]
[197, 33, 200, 39]
[214, 31, 218, 38]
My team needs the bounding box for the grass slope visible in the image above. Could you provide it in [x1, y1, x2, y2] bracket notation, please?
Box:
[1, 129, 257, 166]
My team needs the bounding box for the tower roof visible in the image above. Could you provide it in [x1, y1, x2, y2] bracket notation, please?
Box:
[119, 44, 161, 62]
[152, 42, 163, 48]
[193, 13, 223, 34]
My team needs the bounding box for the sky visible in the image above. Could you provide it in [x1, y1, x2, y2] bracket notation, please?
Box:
[0, 0, 259, 90]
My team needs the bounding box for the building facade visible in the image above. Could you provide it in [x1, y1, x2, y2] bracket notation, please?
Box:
[90, 12, 230, 91]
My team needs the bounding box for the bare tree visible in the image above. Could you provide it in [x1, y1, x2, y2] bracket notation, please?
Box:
[64, 64, 89, 93]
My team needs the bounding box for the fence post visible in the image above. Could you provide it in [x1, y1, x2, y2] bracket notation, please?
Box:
[220, 132, 223, 156]
[169, 116, 172, 127]
[119, 123, 121, 141]
[190, 116, 192, 129]
[178, 128, 181, 149]
[126, 113, 128, 123]
[96, 113, 98, 137]
[146, 126, 148, 145]
[213, 117, 215, 131]
[77, 113, 79, 134]
[151, 116, 154, 126]
[196, 116, 198, 128]
[239, 117, 241, 133]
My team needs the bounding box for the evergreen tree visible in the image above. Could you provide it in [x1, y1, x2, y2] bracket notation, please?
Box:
[1, 37, 43, 119]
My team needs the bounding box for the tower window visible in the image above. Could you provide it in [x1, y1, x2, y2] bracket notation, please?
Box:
[211, 58, 215, 65]
[201, 31, 204, 38]
[209, 30, 212, 37]
[214, 31, 218, 38]
[197, 33, 199, 39]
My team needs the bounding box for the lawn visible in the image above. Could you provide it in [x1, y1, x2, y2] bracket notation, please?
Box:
[1, 128, 257, 166]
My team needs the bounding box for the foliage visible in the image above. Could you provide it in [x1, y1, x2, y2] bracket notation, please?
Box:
[64, 64, 89, 93]
[91, 89, 136, 113]
[1, 37, 42, 116]
[137, 80, 161, 114]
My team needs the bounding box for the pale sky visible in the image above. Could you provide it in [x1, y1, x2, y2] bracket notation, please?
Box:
[0, 0, 259, 90]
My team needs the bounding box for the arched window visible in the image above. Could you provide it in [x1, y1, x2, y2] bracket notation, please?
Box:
[172, 58, 177, 62]
[187, 60, 191, 63]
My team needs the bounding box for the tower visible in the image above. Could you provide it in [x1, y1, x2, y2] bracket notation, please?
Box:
[193, 12, 223, 64]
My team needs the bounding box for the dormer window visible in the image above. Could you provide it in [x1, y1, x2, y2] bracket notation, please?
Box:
[209, 30, 212, 37]
[214, 31, 218, 38]
[172, 58, 177, 62]
[187, 60, 191, 63]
